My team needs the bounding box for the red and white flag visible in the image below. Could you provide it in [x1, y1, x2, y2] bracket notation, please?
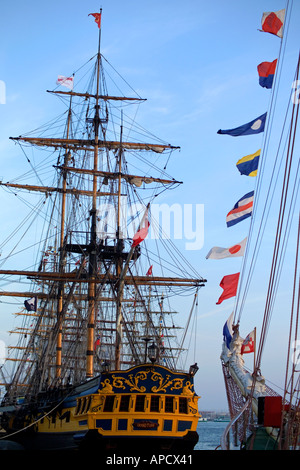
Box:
[89, 12, 102, 28]
[132, 208, 150, 247]
[261, 9, 285, 38]
[241, 330, 255, 354]
[56, 75, 74, 90]
[206, 237, 247, 260]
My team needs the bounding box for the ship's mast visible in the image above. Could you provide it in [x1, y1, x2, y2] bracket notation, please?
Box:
[86, 10, 102, 378]
[115, 116, 123, 369]
[56, 95, 73, 380]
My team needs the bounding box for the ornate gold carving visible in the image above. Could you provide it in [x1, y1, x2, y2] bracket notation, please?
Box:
[91, 395, 105, 413]
[151, 371, 184, 393]
[112, 370, 150, 392]
[187, 396, 198, 414]
[98, 368, 192, 394]
[182, 381, 194, 396]
[99, 378, 113, 393]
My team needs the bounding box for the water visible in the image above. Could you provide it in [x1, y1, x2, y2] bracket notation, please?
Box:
[194, 420, 229, 450]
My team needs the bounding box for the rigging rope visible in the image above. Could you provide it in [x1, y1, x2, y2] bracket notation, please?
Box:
[234, 1, 294, 326]
[255, 53, 300, 371]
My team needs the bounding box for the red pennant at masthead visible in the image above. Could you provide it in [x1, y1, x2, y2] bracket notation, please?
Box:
[89, 12, 102, 28]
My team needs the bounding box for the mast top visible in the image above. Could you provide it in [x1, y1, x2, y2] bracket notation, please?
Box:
[88, 9, 102, 56]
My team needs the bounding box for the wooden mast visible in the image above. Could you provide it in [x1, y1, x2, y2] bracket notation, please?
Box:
[86, 10, 102, 378]
[55, 94, 73, 380]
[115, 114, 125, 370]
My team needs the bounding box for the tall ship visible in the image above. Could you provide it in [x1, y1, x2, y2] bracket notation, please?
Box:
[208, 5, 300, 450]
[0, 12, 205, 451]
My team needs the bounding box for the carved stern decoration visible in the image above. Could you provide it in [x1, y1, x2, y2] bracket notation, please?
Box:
[74, 364, 200, 451]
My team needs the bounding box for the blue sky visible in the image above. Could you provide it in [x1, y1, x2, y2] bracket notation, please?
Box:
[0, 1, 299, 411]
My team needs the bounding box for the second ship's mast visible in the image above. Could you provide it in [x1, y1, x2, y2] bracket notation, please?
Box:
[55, 95, 73, 380]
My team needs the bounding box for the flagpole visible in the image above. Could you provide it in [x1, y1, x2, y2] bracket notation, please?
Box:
[97, 8, 102, 58]
[96, 9, 102, 97]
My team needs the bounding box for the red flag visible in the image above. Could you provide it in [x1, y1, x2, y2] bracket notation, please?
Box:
[132, 209, 150, 247]
[89, 12, 102, 28]
[216, 273, 240, 305]
[146, 265, 153, 276]
[94, 336, 101, 350]
[261, 10, 285, 38]
[241, 330, 255, 354]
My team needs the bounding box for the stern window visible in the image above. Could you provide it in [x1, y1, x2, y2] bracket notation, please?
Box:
[150, 395, 160, 412]
[179, 397, 188, 414]
[119, 395, 130, 412]
[165, 396, 174, 413]
[103, 395, 115, 412]
[135, 395, 145, 412]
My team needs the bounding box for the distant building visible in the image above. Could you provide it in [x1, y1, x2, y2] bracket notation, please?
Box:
[199, 410, 230, 421]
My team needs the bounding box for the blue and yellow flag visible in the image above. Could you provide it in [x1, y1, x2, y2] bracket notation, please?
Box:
[236, 149, 260, 177]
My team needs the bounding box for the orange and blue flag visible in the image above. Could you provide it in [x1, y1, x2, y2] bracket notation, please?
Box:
[257, 60, 277, 89]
